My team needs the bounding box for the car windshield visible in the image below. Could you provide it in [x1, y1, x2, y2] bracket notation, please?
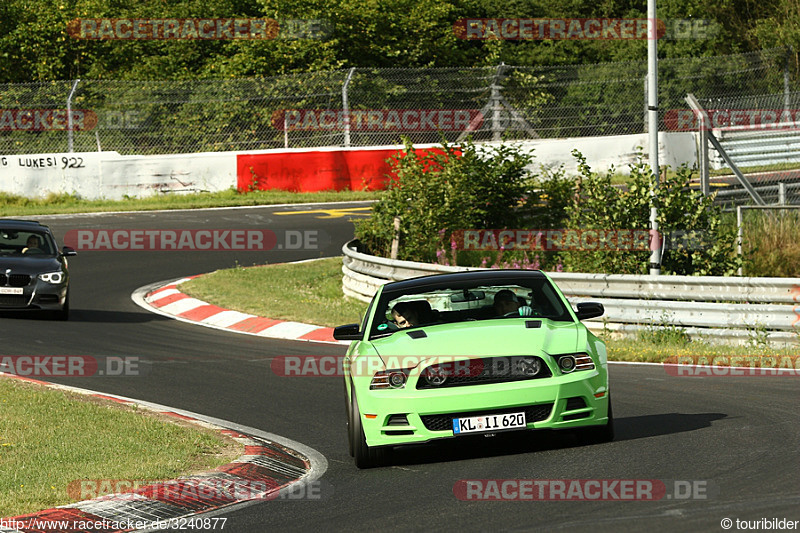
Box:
[0, 229, 56, 257]
[369, 275, 573, 338]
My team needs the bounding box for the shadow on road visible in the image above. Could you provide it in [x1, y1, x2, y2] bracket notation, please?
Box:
[614, 412, 727, 441]
[382, 412, 727, 467]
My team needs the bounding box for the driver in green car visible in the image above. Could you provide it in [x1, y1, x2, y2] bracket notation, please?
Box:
[493, 290, 534, 317]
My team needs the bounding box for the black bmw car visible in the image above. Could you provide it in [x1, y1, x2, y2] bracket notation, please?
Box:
[0, 220, 76, 320]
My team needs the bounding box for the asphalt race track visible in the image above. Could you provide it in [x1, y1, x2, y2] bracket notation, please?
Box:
[2, 203, 799, 532]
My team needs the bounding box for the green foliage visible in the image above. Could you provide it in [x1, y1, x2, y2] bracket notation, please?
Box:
[559, 150, 741, 275]
[638, 312, 692, 345]
[354, 138, 533, 262]
[0, 0, 794, 82]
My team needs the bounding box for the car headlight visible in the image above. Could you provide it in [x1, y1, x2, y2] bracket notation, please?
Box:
[557, 353, 595, 373]
[39, 271, 64, 284]
[370, 369, 410, 390]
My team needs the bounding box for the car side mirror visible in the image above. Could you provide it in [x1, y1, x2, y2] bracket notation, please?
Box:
[333, 323, 362, 341]
[61, 246, 78, 257]
[575, 302, 604, 320]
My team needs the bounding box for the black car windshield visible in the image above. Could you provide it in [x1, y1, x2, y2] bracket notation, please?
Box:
[0, 229, 56, 257]
[369, 275, 573, 338]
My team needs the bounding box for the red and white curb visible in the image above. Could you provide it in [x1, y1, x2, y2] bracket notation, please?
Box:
[0, 374, 327, 533]
[132, 276, 348, 345]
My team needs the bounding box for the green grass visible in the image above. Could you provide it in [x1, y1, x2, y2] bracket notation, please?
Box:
[181, 258, 367, 328]
[709, 161, 800, 177]
[0, 189, 381, 216]
[740, 210, 800, 277]
[605, 337, 799, 364]
[0, 378, 241, 517]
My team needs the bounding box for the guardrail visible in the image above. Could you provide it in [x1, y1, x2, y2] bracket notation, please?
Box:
[342, 240, 800, 345]
[711, 127, 800, 170]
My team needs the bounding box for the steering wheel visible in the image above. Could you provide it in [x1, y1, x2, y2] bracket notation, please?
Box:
[504, 306, 535, 318]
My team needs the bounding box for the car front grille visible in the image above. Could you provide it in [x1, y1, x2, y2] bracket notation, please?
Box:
[0, 295, 28, 307]
[420, 403, 554, 432]
[0, 274, 32, 287]
[416, 356, 552, 389]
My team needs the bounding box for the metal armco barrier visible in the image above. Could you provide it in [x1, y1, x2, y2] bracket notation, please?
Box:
[342, 241, 800, 344]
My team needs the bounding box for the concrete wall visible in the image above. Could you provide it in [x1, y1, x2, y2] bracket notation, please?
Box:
[0, 132, 698, 200]
[480, 132, 698, 175]
[0, 151, 235, 201]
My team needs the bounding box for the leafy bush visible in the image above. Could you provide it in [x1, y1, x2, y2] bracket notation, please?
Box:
[354, 138, 534, 262]
[558, 151, 741, 275]
[357, 142, 740, 277]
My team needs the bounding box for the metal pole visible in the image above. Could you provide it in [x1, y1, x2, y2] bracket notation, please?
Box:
[66, 79, 80, 153]
[342, 67, 356, 147]
[647, 0, 661, 275]
[785, 48, 791, 114]
[685, 93, 713, 197]
[737, 206, 743, 276]
[491, 63, 506, 142]
[284, 113, 289, 149]
[643, 76, 648, 133]
[390, 217, 401, 260]
[779, 182, 786, 205]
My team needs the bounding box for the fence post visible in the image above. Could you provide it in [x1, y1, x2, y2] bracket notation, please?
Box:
[491, 63, 506, 142]
[390, 217, 401, 260]
[66, 79, 80, 153]
[737, 205, 744, 276]
[342, 67, 356, 147]
[785, 47, 792, 114]
[643, 76, 648, 133]
[685, 93, 711, 197]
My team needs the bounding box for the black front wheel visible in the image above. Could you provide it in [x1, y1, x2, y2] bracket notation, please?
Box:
[52, 291, 69, 321]
[351, 390, 386, 469]
[345, 381, 354, 457]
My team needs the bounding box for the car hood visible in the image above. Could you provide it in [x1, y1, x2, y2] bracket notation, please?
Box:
[0, 256, 62, 274]
[371, 319, 583, 369]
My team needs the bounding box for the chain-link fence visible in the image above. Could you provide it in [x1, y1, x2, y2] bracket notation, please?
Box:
[695, 89, 800, 207]
[0, 47, 794, 155]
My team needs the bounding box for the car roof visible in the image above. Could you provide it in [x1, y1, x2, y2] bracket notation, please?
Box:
[381, 269, 547, 293]
[0, 219, 50, 231]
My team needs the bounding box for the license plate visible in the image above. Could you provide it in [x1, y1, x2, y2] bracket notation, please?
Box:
[0, 287, 23, 295]
[452, 412, 526, 435]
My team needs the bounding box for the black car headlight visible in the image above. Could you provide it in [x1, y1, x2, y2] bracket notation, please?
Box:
[39, 271, 64, 284]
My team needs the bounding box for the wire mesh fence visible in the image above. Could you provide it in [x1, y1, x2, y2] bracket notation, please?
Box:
[0, 47, 794, 156]
[696, 89, 800, 207]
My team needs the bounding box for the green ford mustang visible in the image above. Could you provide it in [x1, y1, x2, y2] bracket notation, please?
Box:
[334, 270, 612, 468]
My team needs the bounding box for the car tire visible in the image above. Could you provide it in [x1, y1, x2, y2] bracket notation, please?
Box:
[581, 397, 614, 445]
[351, 389, 384, 469]
[53, 291, 69, 321]
[345, 380, 354, 457]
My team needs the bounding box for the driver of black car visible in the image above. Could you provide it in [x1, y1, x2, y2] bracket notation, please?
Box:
[22, 235, 43, 254]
